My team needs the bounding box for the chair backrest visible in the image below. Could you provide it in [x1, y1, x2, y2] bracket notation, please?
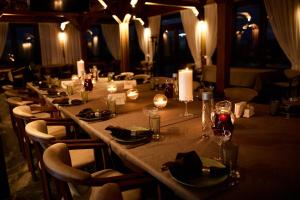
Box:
[25, 120, 56, 149]
[13, 105, 34, 118]
[43, 143, 91, 184]
[6, 97, 33, 107]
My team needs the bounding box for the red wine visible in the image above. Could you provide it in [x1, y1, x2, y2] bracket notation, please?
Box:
[214, 113, 234, 133]
[84, 78, 93, 91]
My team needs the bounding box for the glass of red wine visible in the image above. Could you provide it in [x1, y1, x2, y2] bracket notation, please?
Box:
[214, 100, 234, 133]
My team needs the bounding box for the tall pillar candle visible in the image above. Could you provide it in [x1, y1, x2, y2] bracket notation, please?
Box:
[77, 59, 85, 77]
[178, 68, 193, 102]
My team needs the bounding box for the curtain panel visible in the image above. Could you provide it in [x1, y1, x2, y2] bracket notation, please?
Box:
[101, 24, 120, 60]
[148, 15, 161, 62]
[204, 3, 218, 66]
[38, 23, 81, 66]
[0, 23, 9, 59]
[180, 9, 202, 69]
[264, 0, 300, 71]
[135, 21, 148, 61]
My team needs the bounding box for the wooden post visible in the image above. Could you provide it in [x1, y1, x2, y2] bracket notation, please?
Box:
[216, 0, 233, 97]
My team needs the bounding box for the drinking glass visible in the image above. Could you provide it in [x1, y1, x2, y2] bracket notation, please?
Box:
[66, 84, 73, 96]
[80, 90, 89, 104]
[213, 129, 232, 161]
[223, 141, 240, 178]
[142, 105, 159, 128]
[107, 97, 116, 117]
[149, 113, 160, 141]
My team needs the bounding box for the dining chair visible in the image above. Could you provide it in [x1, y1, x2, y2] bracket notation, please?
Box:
[133, 74, 150, 84]
[6, 97, 35, 153]
[272, 69, 300, 98]
[13, 105, 72, 180]
[43, 142, 153, 200]
[25, 120, 105, 200]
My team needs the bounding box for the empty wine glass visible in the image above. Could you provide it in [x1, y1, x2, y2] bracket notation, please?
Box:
[213, 128, 232, 161]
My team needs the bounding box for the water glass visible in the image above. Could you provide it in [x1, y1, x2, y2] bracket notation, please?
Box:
[222, 141, 239, 177]
[66, 84, 73, 96]
[80, 90, 89, 104]
[150, 113, 160, 141]
[107, 97, 116, 117]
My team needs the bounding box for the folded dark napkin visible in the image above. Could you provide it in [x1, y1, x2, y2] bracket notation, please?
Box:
[76, 108, 111, 120]
[52, 97, 69, 104]
[105, 125, 153, 140]
[164, 151, 229, 182]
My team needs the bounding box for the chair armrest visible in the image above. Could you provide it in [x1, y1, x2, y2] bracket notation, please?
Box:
[90, 173, 154, 190]
[54, 139, 106, 150]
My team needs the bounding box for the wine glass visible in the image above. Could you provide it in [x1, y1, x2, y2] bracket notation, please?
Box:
[213, 128, 231, 161]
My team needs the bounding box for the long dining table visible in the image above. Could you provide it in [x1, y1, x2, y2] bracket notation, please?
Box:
[27, 80, 300, 200]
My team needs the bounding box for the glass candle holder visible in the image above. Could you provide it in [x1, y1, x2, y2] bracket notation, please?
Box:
[107, 82, 117, 93]
[153, 94, 168, 109]
[126, 89, 139, 100]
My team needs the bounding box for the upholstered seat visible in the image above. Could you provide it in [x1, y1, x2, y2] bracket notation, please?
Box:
[13, 105, 66, 138]
[26, 120, 98, 200]
[43, 143, 142, 200]
[13, 105, 67, 180]
[224, 87, 258, 102]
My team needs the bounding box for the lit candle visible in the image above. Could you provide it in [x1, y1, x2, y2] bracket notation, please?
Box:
[178, 68, 193, 102]
[153, 94, 168, 109]
[77, 59, 85, 77]
[127, 89, 139, 100]
[107, 83, 117, 93]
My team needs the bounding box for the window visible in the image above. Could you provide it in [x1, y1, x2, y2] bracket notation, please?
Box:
[86, 26, 114, 62]
[232, 1, 290, 68]
[0, 24, 41, 67]
[155, 13, 193, 77]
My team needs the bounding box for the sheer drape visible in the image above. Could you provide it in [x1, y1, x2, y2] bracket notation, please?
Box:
[39, 23, 81, 66]
[149, 15, 161, 62]
[101, 24, 120, 60]
[119, 23, 129, 72]
[0, 23, 9, 58]
[180, 9, 201, 69]
[205, 3, 218, 66]
[264, 0, 300, 71]
[135, 22, 148, 60]
[64, 24, 82, 65]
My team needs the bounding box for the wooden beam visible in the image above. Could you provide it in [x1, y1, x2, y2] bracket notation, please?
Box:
[216, 0, 233, 97]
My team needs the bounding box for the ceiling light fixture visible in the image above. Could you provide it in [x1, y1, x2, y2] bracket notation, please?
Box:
[112, 15, 122, 24]
[123, 14, 132, 23]
[130, 0, 138, 8]
[98, 0, 107, 9]
[60, 21, 69, 31]
[145, 2, 199, 16]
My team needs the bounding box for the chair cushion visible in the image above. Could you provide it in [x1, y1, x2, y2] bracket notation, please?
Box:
[47, 126, 66, 139]
[89, 183, 123, 200]
[33, 112, 51, 118]
[69, 149, 95, 168]
[91, 169, 141, 200]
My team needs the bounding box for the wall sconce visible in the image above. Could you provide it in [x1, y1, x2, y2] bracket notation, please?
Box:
[98, 0, 107, 9]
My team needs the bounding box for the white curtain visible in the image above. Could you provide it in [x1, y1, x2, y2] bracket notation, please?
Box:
[149, 15, 161, 62]
[180, 9, 202, 69]
[135, 21, 149, 61]
[64, 24, 82, 65]
[264, 0, 300, 71]
[39, 23, 81, 66]
[205, 3, 218, 66]
[0, 23, 9, 58]
[101, 24, 120, 60]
